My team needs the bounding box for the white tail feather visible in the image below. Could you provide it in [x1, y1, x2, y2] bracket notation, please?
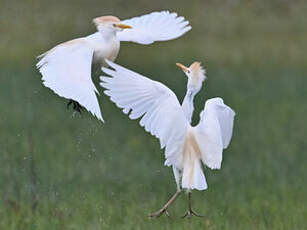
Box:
[182, 159, 207, 190]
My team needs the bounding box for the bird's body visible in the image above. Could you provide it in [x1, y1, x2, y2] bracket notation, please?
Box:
[100, 60, 235, 217]
[87, 32, 120, 66]
[164, 68, 208, 191]
[37, 11, 191, 121]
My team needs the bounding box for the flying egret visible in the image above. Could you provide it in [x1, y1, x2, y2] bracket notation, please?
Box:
[36, 11, 191, 121]
[100, 60, 235, 218]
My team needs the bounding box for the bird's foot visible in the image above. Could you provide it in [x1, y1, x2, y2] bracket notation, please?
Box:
[181, 208, 204, 218]
[67, 100, 83, 114]
[148, 208, 171, 218]
[148, 190, 181, 218]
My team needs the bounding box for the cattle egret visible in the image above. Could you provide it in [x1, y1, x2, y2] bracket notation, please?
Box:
[36, 11, 191, 121]
[100, 60, 235, 218]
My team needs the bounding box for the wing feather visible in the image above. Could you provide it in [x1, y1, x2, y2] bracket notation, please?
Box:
[37, 39, 103, 121]
[117, 11, 191, 45]
[194, 98, 235, 169]
[100, 60, 189, 166]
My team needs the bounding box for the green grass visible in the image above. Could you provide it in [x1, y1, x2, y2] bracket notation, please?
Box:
[1, 0, 307, 229]
[1, 65, 306, 229]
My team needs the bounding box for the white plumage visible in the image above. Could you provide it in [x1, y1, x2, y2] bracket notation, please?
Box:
[101, 62, 188, 168]
[37, 39, 103, 120]
[100, 60, 235, 217]
[37, 11, 191, 121]
[118, 11, 191, 44]
[195, 98, 235, 169]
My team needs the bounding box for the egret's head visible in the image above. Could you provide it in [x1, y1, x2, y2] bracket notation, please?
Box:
[176, 61, 206, 93]
[93, 16, 132, 32]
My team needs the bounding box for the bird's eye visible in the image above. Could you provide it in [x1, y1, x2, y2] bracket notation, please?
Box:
[112, 24, 116, 27]
[187, 70, 191, 74]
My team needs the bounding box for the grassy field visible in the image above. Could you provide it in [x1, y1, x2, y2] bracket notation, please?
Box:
[1, 0, 307, 229]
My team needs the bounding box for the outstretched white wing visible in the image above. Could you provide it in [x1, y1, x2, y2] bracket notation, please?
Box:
[194, 98, 235, 169]
[117, 11, 191, 45]
[100, 60, 189, 166]
[37, 39, 103, 121]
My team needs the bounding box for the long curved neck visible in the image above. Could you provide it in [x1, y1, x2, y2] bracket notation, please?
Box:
[182, 89, 195, 124]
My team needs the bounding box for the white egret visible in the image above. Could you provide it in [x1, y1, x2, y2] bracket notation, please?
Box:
[100, 60, 235, 218]
[36, 11, 191, 121]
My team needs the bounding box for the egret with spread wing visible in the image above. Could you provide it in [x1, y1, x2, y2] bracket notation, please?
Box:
[100, 60, 235, 218]
[37, 11, 191, 121]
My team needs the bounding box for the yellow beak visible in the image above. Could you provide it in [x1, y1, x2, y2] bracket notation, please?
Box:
[176, 63, 188, 72]
[116, 23, 132, 29]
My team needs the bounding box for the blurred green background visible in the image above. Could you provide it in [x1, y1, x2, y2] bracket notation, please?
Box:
[1, 0, 306, 229]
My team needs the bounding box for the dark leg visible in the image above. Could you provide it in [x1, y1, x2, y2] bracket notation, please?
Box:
[67, 100, 83, 114]
[73, 101, 82, 113]
[148, 188, 181, 218]
[67, 100, 73, 109]
[181, 192, 204, 218]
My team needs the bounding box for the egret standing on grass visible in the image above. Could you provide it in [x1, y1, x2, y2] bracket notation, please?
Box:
[36, 11, 191, 121]
[100, 60, 235, 218]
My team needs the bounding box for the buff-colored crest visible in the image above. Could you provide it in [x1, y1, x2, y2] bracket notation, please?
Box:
[189, 62, 206, 84]
[93, 16, 121, 26]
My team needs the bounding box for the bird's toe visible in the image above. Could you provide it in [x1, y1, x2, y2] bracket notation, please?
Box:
[181, 209, 204, 219]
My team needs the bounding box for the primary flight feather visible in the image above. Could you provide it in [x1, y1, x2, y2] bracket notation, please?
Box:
[36, 11, 191, 121]
[100, 60, 235, 218]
